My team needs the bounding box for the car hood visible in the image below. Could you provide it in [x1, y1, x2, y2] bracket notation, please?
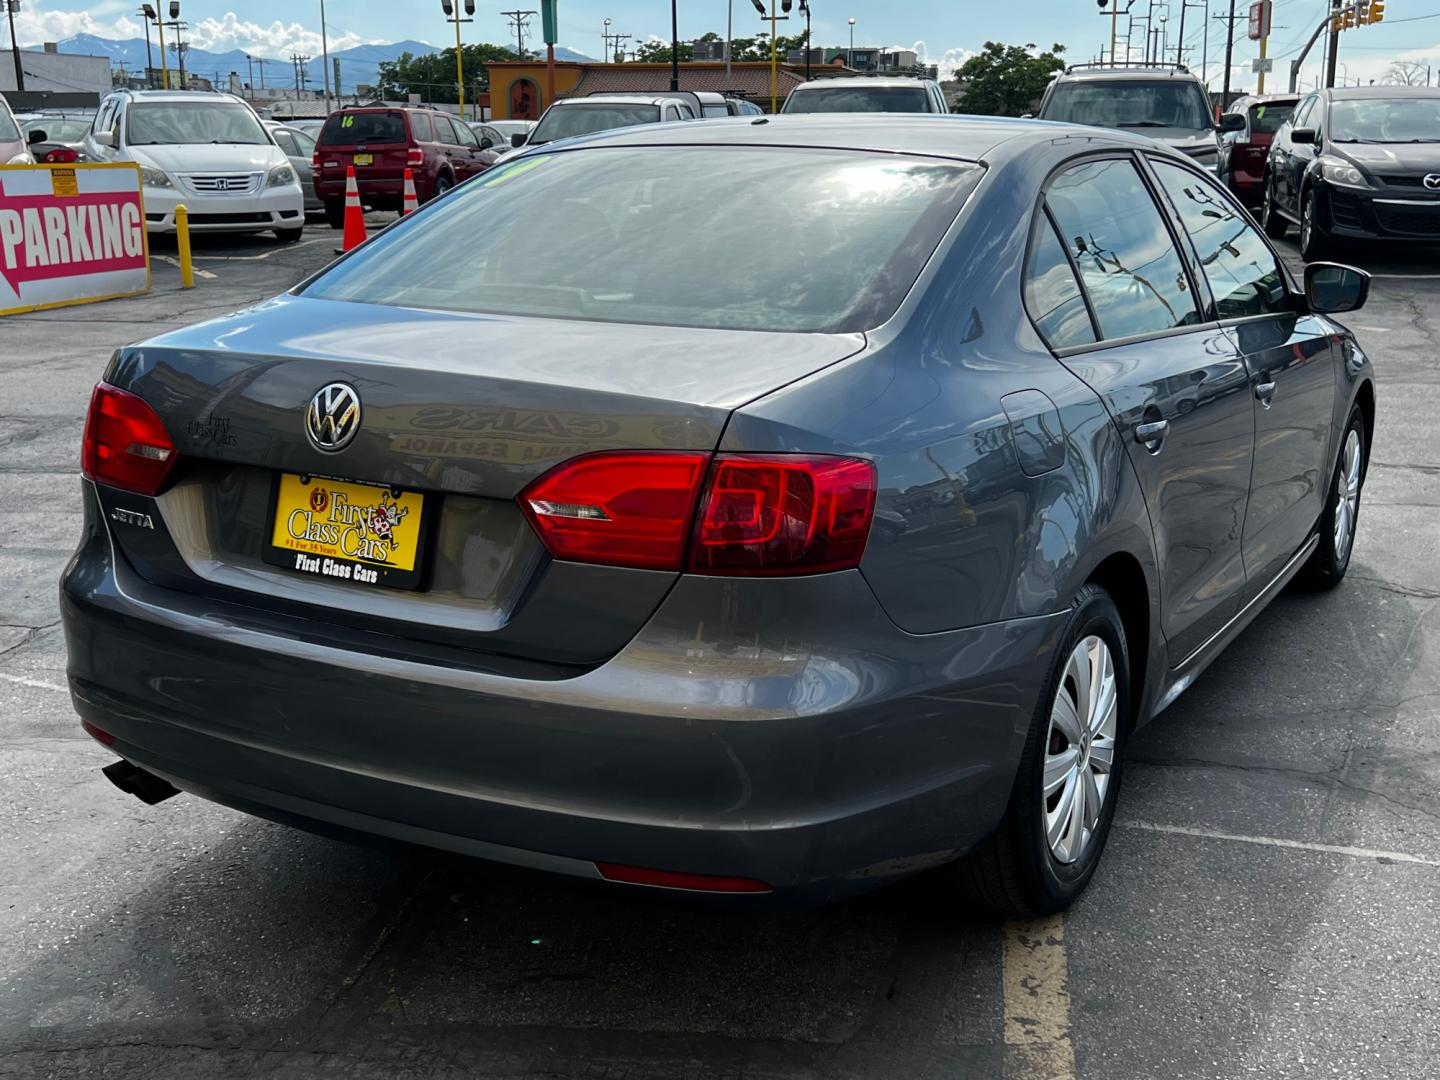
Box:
[130, 143, 285, 174]
[1135, 128, 1220, 154]
[1332, 142, 1440, 174]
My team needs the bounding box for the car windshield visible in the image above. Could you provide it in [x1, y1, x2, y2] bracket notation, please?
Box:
[0, 109, 18, 140]
[1247, 101, 1295, 134]
[1043, 81, 1213, 130]
[784, 87, 931, 113]
[303, 146, 981, 333]
[127, 102, 270, 145]
[1330, 98, 1440, 142]
[319, 111, 407, 145]
[531, 104, 661, 144]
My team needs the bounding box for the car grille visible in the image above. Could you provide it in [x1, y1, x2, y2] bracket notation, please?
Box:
[187, 212, 273, 224]
[1375, 175, 1427, 188]
[1374, 204, 1440, 236]
[1329, 191, 1364, 230]
[183, 173, 261, 194]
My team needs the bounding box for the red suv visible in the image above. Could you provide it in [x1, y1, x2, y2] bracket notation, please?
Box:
[313, 107, 498, 227]
[1218, 94, 1299, 207]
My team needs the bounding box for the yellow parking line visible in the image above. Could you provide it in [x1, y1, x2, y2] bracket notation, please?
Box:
[1003, 914, 1077, 1080]
[152, 254, 217, 280]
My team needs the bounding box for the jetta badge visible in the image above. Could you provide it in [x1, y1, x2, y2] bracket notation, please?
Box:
[1424, 174, 1440, 191]
[305, 382, 361, 453]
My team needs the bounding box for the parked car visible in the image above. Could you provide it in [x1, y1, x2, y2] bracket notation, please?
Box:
[1218, 94, 1298, 205]
[1036, 63, 1244, 172]
[588, 89, 703, 118]
[1261, 86, 1440, 260]
[723, 96, 765, 117]
[81, 90, 305, 241]
[694, 91, 730, 118]
[496, 95, 696, 162]
[781, 76, 950, 114]
[19, 114, 92, 161]
[0, 93, 30, 164]
[65, 116, 1375, 916]
[313, 107, 498, 228]
[268, 124, 323, 214]
[280, 118, 326, 138]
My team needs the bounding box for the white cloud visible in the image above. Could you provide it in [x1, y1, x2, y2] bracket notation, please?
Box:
[901, 41, 974, 80]
[13, 7, 140, 45]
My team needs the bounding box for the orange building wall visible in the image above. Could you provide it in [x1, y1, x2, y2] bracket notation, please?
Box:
[487, 62, 585, 120]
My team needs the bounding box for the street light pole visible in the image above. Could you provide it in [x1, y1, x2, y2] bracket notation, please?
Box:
[603, 17, 611, 65]
[319, 0, 331, 115]
[138, 7, 156, 87]
[801, 0, 811, 80]
[848, 16, 855, 68]
[669, 0, 679, 91]
[442, 0, 475, 118]
[5, 0, 22, 93]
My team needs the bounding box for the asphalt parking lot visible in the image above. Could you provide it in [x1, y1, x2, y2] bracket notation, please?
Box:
[2, 219, 1439, 1080]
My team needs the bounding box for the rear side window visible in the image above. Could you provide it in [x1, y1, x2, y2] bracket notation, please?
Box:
[410, 112, 434, 141]
[1248, 101, 1294, 135]
[1151, 160, 1288, 320]
[320, 112, 406, 145]
[1045, 158, 1200, 341]
[1025, 214, 1096, 350]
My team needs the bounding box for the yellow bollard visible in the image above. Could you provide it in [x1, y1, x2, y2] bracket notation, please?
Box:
[174, 204, 195, 289]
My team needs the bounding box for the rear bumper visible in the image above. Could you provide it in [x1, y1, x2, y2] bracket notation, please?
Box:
[314, 172, 422, 208]
[62, 481, 1061, 901]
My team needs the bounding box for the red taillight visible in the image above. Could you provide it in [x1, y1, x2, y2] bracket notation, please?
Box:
[81, 382, 178, 496]
[691, 454, 877, 576]
[519, 451, 711, 571]
[81, 719, 116, 746]
[42, 147, 79, 164]
[311, 151, 321, 169]
[518, 451, 877, 575]
[595, 862, 772, 893]
[406, 146, 425, 168]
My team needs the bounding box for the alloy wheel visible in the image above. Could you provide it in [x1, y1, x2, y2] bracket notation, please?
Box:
[1333, 428, 1362, 562]
[1043, 635, 1119, 865]
[1300, 197, 1312, 252]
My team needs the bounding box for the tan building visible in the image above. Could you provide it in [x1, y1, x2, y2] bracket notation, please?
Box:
[485, 60, 810, 120]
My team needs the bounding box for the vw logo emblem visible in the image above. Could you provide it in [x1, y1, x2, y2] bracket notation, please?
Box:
[1424, 174, 1440, 191]
[305, 382, 361, 453]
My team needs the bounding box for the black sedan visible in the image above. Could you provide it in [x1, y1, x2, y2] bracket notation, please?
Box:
[65, 115, 1376, 916]
[1262, 86, 1440, 260]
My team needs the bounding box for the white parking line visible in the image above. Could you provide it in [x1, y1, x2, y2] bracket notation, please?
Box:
[1117, 820, 1440, 867]
[193, 237, 330, 261]
[0, 672, 67, 693]
[1003, 914, 1076, 1080]
[151, 255, 218, 280]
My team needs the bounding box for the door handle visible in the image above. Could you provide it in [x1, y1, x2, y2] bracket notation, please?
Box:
[1134, 420, 1169, 452]
[1255, 381, 1277, 407]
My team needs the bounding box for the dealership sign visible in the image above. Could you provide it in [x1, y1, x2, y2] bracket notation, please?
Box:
[0, 163, 149, 316]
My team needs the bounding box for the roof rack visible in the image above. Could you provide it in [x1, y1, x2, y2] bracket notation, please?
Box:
[1064, 61, 1190, 74]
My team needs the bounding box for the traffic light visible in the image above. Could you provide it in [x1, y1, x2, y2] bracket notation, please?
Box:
[1342, 7, 1355, 29]
[750, 0, 767, 14]
[1369, 0, 1384, 21]
[1330, 12, 1343, 31]
[1355, 0, 1369, 22]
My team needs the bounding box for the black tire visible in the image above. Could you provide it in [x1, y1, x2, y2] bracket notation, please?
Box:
[273, 226, 304, 243]
[1300, 404, 1366, 590]
[429, 173, 454, 202]
[1261, 176, 1289, 240]
[323, 199, 345, 230]
[1299, 187, 1331, 262]
[951, 583, 1131, 916]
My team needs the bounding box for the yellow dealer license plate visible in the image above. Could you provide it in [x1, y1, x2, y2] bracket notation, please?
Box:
[353, 153, 373, 166]
[264, 473, 430, 590]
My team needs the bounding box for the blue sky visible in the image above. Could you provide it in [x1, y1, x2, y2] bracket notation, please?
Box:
[13, 0, 1440, 88]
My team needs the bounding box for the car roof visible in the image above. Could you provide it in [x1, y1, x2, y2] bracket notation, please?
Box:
[119, 89, 246, 104]
[1054, 66, 1202, 83]
[551, 95, 674, 107]
[790, 77, 936, 90]
[1322, 85, 1440, 100]
[527, 113, 1159, 163]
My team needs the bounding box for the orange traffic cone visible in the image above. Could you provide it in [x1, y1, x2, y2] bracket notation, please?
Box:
[401, 168, 419, 216]
[341, 166, 367, 251]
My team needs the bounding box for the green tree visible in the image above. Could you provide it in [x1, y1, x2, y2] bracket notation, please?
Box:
[375, 43, 517, 103]
[953, 41, 1066, 116]
[634, 39, 695, 63]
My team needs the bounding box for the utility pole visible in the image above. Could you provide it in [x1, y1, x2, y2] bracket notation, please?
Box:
[138, 7, 155, 88]
[5, 0, 22, 93]
[245, 53, 254, 96]
[1216, 0, 1240, 116]
[1324, 0, 1340, 88]
[501, 9, 536, 60]
[319, 0, 331, 116]
[291, 53, 311, 95]
[800, 0, 811, 80]
[257, 55, 266, 90]
[609, 31, 630, 61]
[669, 0, 679, 89]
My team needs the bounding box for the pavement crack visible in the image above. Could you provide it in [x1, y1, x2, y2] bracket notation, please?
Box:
[1349, 576, 1440, 601]
[0, 620, 61, 656]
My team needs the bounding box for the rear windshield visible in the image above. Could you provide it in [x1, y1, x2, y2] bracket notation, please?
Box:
[23, 117, 90, 142]
[1330, 97, 1440, 143]
[784, 86, 931, 113]
[703, 104, 729, 117]
[1247, 101, 1295, 134]
[1042, 80, 1213, 131]
[319, 111, 407, 145]
[302, 146, 981, 333]
[127, 102, 269, 145]
[531, 104, 661, 145]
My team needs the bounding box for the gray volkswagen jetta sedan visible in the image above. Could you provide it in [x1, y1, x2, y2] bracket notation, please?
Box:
[63, 115, 1376, 915]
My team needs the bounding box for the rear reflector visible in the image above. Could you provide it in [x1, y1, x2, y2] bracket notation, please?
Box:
[81, 382, 178, 496]
[81, 719, 116, 746]
[519, 451, 877, 576]
[595, 862, 772, 893]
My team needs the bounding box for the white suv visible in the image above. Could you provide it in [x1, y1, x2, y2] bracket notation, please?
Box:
[83, 90, 305, 241]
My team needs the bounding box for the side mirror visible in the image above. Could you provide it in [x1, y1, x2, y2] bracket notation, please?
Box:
[1218, 113, 1246, 133]
[479, 136, 494, 149]
[510, 132, 526, 147]
[1290, 127, 1316, 145]
[92, 131, 116, 148]
[26, 128, 48, 145]
[1305, 262, 1370, 314]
